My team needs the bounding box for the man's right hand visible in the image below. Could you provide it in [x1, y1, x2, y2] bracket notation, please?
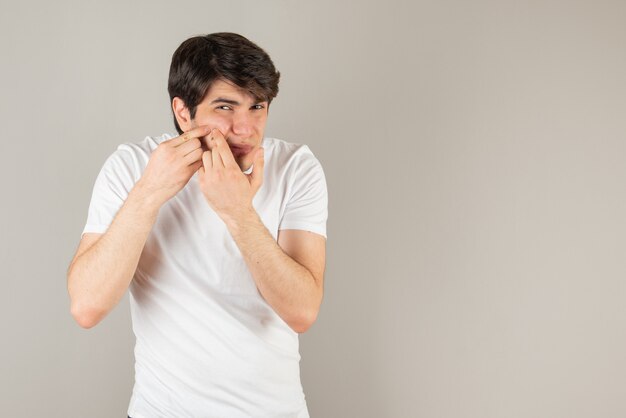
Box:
[135, 125, 211, 207]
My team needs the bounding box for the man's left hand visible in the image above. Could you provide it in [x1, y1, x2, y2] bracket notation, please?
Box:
[197, 129, 265, 223]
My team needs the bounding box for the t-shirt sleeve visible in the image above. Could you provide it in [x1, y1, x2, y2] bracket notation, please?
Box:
[81, 148, 138, 237]
[278, 146, 329, 239]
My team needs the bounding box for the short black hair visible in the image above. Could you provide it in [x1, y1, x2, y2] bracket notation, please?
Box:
[168, 32, 281, 135]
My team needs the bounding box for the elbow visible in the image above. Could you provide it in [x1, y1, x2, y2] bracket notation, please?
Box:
[70, 302, 103, 329]
[290, 288, 323, 334]
[290, 309, 319, 334]
[68, 272, 103, 329]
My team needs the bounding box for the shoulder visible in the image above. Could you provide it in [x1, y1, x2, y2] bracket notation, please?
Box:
[116, 132, 176, 158]
[263, 137, 323, 172]
[100, 132, 177, 180]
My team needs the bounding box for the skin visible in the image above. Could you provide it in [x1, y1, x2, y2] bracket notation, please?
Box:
[174, 78, 268, 172]
[67, 79, 326, 333]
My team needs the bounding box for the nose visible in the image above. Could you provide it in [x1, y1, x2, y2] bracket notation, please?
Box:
[231, 111, 254, 138]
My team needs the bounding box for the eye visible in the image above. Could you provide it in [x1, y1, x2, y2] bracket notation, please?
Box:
[216, 105, 232, 110]
[251, 104, 265, 110]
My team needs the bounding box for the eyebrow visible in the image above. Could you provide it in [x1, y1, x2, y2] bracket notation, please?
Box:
[210, 97, 241, 106]
[210, 97, 267, 106]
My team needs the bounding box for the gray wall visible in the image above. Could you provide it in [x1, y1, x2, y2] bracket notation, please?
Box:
[1, 0, 625, 417]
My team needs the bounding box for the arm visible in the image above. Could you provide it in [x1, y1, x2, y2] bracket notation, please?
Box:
[67, 186, 160, 328]
[197, 130, 327, 333]
[67, 126, 210, 328]
[225, 211, 326, 333]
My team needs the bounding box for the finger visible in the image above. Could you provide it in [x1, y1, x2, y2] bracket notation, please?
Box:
[248, 147, 265, 193]
[188, 160, 203, 174]
[202, 150, 213, 171]
[184, 147, 203, 165]
[202, 128, 217, 150]
[173, 125, 212, 147]
[177, 137, 202, 157]
[211, 131, 238, 169]
[211, 134, 223, 169]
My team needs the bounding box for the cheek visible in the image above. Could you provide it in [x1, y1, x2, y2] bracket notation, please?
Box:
[194, 113, 231, 131]
[253, 118, 264, 128]
[253, 115, 267, 130]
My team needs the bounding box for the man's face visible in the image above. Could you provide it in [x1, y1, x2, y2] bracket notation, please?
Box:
[187, 79, 269, 172]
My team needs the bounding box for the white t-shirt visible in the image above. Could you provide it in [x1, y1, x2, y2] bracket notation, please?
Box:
[82, 132, 328, 418]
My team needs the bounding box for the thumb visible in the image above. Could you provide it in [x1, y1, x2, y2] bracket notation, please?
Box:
[248, 147, 265, 192]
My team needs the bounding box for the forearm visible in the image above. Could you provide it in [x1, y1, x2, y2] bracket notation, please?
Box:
[224, 209, 321, 333]
[68, 183, 160, 328]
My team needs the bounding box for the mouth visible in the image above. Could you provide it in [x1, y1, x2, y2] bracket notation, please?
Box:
[228, 143, 253, 156]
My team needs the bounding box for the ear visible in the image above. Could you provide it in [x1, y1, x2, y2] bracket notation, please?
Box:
[172, 97, 193, 132]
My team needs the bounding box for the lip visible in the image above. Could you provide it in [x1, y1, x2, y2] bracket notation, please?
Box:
[229, 144, 253, 155]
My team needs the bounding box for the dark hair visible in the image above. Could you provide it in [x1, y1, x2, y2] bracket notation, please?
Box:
[168, 32, 280, 135]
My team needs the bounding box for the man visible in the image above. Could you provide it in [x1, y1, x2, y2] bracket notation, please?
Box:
[67, 32, 327, 417]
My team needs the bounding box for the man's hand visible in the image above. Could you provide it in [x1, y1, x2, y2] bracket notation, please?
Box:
[136, 125, 211, 207]
[197, 129, 265, 223]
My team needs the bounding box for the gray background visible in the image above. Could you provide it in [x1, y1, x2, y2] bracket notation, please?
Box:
[1, 0, 625, 417]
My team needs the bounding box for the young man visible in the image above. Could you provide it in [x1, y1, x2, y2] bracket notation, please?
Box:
[67, 32, 327, 417]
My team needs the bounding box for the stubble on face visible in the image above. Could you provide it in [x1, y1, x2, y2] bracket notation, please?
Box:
[186, 79, 268, 172]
